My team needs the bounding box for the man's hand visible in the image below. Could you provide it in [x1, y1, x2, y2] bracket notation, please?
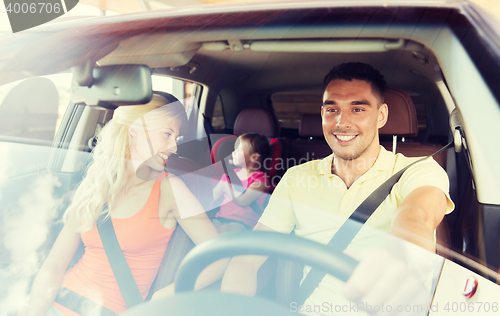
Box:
[341, 185, 447, 315]
[343, 239, 441, 316]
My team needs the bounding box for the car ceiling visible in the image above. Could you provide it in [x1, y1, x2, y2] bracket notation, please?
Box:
[0, 4, 458, 122]
[0, 6, 457, 81]
[173, 43, 441, 93]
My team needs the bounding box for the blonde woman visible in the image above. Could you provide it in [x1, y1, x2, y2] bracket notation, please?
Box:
[27, 95, 224, 316]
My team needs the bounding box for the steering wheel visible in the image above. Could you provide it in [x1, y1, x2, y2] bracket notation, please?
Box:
[122, 231, 358, 316]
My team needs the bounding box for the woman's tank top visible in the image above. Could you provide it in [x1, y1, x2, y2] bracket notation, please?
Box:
[54, 173, 176, 315]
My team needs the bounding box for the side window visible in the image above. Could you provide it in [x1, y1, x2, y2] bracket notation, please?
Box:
[151, 75, 200, 140]
[212, 95, 225, 131]
[0, 74, 71, 178]
[151, 75, 198, 117]
[271, 90, 322, 131]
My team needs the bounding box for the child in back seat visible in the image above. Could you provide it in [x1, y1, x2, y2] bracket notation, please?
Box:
[213, 133, 272, 232]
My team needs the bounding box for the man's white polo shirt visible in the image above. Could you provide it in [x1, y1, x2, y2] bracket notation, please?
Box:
[258, 145, 454, 315]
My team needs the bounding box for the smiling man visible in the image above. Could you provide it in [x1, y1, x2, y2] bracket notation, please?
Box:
[321, 70, 387, 188]
[221, 62, 454, 315]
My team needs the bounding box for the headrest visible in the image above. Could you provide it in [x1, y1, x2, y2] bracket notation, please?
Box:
[234, 108, 280, 137]
[299, 114, 323, 138]
[153, 90, 182, 106]
[379, 87, 418, 137]
[0, 77, 58, 141]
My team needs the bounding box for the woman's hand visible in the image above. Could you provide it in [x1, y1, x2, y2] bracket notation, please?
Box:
[227, 181, 267, 207]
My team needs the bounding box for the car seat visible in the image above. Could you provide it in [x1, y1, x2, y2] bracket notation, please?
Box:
[151, 154, 212, 293]
[283, 88, 447, 168]
[210, 108, 281, 186]
[380, 87, 447, 168]
[284, 114, 332, 166]
[0, 77, 59, 141]
[144, 92, 213, 294]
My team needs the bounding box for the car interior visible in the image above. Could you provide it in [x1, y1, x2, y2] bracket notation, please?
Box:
[2, 2, 500, 313]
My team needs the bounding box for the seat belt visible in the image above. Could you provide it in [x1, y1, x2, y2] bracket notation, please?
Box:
[54, 209, 144, 314]
[202, 113, 214, 151]
[223, 163, 265, 215]
[294, 142, 453, 305]
[54, 287, 117, 316]
[97, 212, 144, 308]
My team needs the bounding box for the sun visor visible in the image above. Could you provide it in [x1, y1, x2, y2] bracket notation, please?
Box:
[70, 64, 152, 109]
[98, 50, 200, 68]
[96, 35, 201, 68]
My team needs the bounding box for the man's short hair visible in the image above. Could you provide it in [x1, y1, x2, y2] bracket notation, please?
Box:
[323, 62, 386, 103]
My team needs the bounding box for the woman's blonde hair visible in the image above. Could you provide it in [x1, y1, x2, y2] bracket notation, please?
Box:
[64, 94, 188, 232]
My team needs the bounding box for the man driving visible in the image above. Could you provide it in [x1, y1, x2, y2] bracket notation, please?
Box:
[221, 62, 454, 315]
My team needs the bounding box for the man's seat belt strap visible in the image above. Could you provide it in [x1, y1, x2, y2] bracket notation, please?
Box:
[294, 142, 453, 305]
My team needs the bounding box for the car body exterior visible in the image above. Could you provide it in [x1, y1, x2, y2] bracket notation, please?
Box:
[1, 0, 500, 315]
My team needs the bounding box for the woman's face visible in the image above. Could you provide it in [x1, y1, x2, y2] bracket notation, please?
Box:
[129, 118, 181, 172]
[232, 138, 253, 168]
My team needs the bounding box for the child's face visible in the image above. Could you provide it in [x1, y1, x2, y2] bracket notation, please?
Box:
[232, 138, 253, 168]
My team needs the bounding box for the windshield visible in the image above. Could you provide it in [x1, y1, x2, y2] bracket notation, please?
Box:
[2, 3, 500, 316]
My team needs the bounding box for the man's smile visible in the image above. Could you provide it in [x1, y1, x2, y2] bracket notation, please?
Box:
[334, 134, 358, 143]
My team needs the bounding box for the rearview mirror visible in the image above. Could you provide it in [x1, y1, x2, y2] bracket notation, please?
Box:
[71, 64, 152, 109]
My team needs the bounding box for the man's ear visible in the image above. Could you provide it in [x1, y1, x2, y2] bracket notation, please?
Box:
[377, 103, 388, 129]
[128, 126, 138, 137]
